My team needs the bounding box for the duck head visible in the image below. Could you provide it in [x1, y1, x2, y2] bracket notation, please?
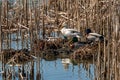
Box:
[85, 29, 92, 34]
[85, 29, 92, 43]
[70, 37, 78, 49]
[72, 37, 78, 43]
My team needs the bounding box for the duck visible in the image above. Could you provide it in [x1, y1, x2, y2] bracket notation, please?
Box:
[60, 23, 83, 40]
[85, 29, 104, 43]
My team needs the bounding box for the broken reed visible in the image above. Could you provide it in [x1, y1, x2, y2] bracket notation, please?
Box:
[0, 0, 120, 80]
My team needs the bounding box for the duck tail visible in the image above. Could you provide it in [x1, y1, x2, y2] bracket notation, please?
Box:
[99, 36, 104, 41]
[99, 36, 108, 46]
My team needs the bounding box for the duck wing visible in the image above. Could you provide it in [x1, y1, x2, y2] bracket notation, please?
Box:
[61, 28, 82, 38]
[88, 33, 104, 41]
[87, 35, 97, 41]
[89, 33, 102, 37]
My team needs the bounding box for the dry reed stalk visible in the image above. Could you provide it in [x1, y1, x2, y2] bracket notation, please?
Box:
[0, 3, 2, 52]
[25, 0, 29, 49]
[30, 61, 34, 80]
[36, 0, 41, 78]
[113, 1, 119, 80]
[29, 0, 33, 53]
[106, 16, 110, 80]
[21, 30, 23, 49]
[4, 1, 9, 49]
[42, 0, 45, 39]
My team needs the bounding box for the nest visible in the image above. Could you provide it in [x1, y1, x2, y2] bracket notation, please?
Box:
[33, 39, 67, 51]
[71, 43, 104, 60]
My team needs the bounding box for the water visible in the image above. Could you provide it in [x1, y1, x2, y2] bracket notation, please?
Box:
[39, 59, 95, 80]
[0, 58, 95, 80]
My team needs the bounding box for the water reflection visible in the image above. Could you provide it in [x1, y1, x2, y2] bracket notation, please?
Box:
[40, 58, 95, 80]
[61, 58, 71, 71]
[0, 58, 95, 80]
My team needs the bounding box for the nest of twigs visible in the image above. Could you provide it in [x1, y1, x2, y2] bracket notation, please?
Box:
[71, 42, 105, 60]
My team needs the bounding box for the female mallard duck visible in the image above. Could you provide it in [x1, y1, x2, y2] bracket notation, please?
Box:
[60, 23, 82, 40]
[85, 29, 104, 43]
